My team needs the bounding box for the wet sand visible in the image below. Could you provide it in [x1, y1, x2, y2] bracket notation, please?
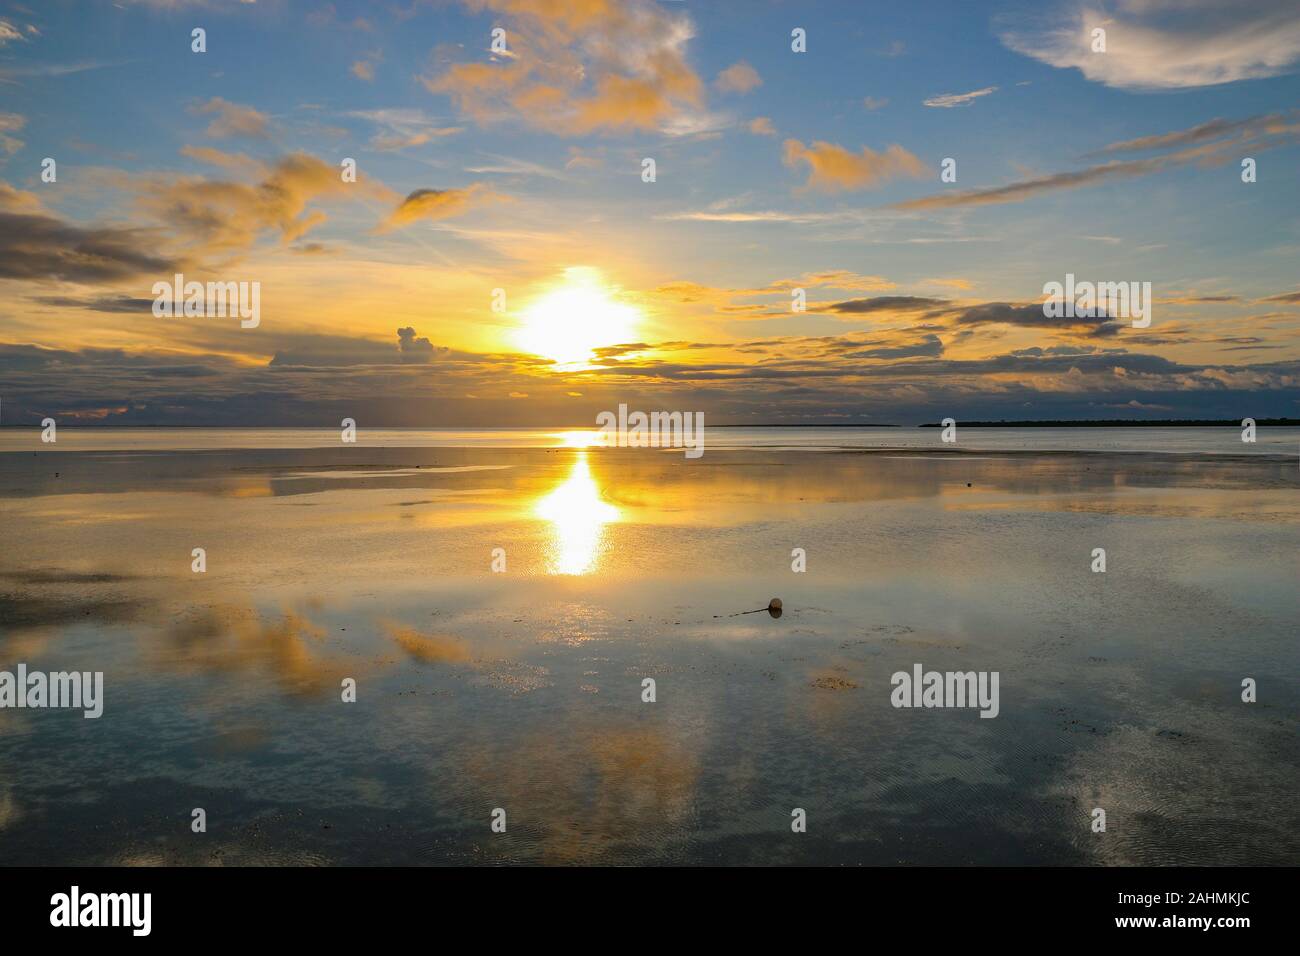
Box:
[0, 436, 1296, 865]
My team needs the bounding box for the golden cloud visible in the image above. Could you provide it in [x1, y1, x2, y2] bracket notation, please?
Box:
[782, 138, 926, 192]
[424, 0, 705, 135]
[377, 184, 499, 232]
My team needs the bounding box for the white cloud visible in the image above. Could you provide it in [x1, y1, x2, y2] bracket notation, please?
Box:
[1002, 0, 1300, 90]
[0, 20, 24, 46]
[923, 86, 997, 108]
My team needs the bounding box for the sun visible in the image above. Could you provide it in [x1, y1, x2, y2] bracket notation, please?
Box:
[515, 267, 642, 366]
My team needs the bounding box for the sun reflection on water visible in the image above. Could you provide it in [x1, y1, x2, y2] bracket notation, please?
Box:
[534, 451, 619, 574]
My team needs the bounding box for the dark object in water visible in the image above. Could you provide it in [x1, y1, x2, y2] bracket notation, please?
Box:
[725, 597, 785, 619]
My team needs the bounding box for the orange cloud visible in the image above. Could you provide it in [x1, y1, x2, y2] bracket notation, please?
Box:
[377, 184, 497, 232]
[140, 152, 361, 252]
[0, 181, 44, 213]
[782, 138, 926, 192]
[424, 0, 704, 135]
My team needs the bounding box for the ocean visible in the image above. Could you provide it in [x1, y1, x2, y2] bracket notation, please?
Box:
[0, 427, 1296, 864]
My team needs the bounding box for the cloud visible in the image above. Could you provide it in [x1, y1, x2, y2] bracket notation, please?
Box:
[0, 111, 24, 155]
[894, 112, 1300, 210]
[658, 208, 868, 224]
[894, 155, 1169, 210]
[950, 301, 1123, 337]
[0, 58, 133, 80]
[1260, 289, 1300, 305]
[0, 182, 45, 213]
[378, 184, 496, 231]
[30, 295, 157, 313]
[397, 326, 441, 363]
[2, 326, 1295, 427]
[1095, 113, 1292, 154]
[825, 296, 948, 317]
[923, 86, 997, 108]
[350, 59, 376, 82]
[1001, 0, 1300, 90]
[179, 144, 265, 177]
[747, 116, 776, 136]
[843, 334, 944, 360]
[715, 61, 761, 94]
[862, 97, 888, 111]
[423, 0, 705, 135]
[140, 152, 362, 252]
[464, 153, 564, 179]
[373, 128, 462, 150]
[0, 211, 175, 282]
[782, 138, 926, 192]
[565, 146, 603, 170]
[1157, 293, 1239, 304]
[344, 108, 462, 152]
[191, 97, 270, 139]
[0, 19, 25, 46]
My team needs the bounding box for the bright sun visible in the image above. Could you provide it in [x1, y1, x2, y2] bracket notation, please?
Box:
[515, 267, 642, 366]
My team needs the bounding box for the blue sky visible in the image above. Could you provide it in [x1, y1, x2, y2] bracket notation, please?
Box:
[1, 0, 1298, 425]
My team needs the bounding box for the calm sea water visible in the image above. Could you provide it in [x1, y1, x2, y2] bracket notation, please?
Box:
[0, 428, 1296, 864]
[1, 424, 1297, 455]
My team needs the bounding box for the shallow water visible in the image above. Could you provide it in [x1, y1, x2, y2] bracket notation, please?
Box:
[0, 430, 1296, 865]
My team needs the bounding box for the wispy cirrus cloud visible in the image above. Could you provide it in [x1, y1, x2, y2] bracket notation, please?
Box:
[894, 111, 1300, 210]
[923, 86, 997, 108]
[0, 58, 133, 81]
[1092, 111, 1295, 154]
[343, 108, 462, 152]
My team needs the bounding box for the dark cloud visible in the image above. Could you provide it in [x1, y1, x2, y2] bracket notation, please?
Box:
[0, 211, 176, 282]
[892, 155, 1172, 211]
[825, 296, 949, 315]
[397, 326, 438, 363]
[31, 294, 156, 313]
[843, 334, 944, 360]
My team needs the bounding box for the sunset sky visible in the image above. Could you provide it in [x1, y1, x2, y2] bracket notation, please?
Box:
[1, 0, 1298, 425]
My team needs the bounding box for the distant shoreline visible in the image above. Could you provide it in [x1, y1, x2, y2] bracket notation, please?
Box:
[0, 419, 1297, 429]
[916, 419, 1300, 428]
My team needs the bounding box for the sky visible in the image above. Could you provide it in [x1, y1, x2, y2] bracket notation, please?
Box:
[1, 0, 1298, 426]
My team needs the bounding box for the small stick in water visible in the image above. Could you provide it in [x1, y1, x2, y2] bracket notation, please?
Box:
[722, 598, 784, 619]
